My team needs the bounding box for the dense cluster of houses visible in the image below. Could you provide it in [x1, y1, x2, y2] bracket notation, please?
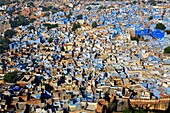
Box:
[0, 0, 170, 113]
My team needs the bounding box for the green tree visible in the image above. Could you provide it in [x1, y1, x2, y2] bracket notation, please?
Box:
[3, 71, 19, 83]
[108, 102, 116, 112]
[164, 46, 170, 54]
[165, 30, 170, 34]
[142, 0, 145, 4]
[2, 43, 9, 50]
[4, 29, 16, 38]
[28, 26, 35, 31]
[99, 6, 106, 9]
[27, 2, 34, 7]
[0, 0, 18, 6]
[92, 21, 97, 28]
[134, 107, 146, 113]
[66, 11, 72, 19]
[133, 1, 137, 4]
[48, 38, 53, 43]
[72, 23, 81, 31]
[42, 6, 53, 11]
[10, 15, 30, 28]
[44, 23, 58, 29]
[30, 18, 36, 23]
[87, 7, 92, 10]
[148, 0, 156, 6]
[77, 14, 83, 20]
[155, 23, 166, 30]
[131, 37, 139, 43]
[44, 12, 50, 17]
[0, 37, 10, 54]
[148, 16, 153, 20]
[123, 108, 132, 113]
[104, 92, 110, 102]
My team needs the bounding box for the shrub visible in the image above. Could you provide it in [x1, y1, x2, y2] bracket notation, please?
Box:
[87, 7, 92, 10]
[131, 37, 139, 43]
[10, 15, 30, 28]
[155, 23, 166, 30]
[4, 29, 16, 38]
[72, 23, 81, 31]
[164, 46, 170, 54]
[92, 21, 97, 28]
[3, 71, 19, 83]
[148, 16, 153, 20]
[48, 38, 53, 43]
[77, 14, 83, 20]
[0, 37, 10, 54]
[165, 30, 170, 34]
[44, 23, 58, 29]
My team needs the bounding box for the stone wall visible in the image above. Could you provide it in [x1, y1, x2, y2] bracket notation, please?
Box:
[130, 98, 170, 111]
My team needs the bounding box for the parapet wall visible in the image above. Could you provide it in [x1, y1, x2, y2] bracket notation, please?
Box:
[130, 98, 170, 111]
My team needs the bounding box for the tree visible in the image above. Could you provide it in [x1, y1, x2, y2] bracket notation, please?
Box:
[108, 102, 116, 112]
[165, 30, 170, 34]
[44, 23, 58, 29]
[131, 37, 139, 43]
[4, 29, 16, 38]
[10, 15, 30, 28]
[123, 108, 132, 113]
[87, 7, 92, 10]
[48, 38, 53, 43]
[0, 0, 17, 6]
[104, 92, 110, 102]
[142, 0, 145, 4]
[77, 14, 83, 20]
[92, 21, 97, 28]
[3, 71, 19, 83]
[148, 0, 156, 6]
[28, 26, 35, 31]
[164, 46, 170, 54]
[134, 107, 146, 113]
[148, 16, 153, 20]
[2, 43, 9, 50]
[66, 11, 72, 19]
[0, 37, 10, 54]
[72, 23, 81, 31]
[30, 18, 36, 23]
[133, 1, 137, 4]
[42, 6, 53, 11]
[27, 2, 34, 7]
[155, 23, 166, 30]
[99, 6, 106, 9]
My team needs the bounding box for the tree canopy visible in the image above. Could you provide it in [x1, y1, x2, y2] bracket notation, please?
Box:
[44, 23, 58, 30]
[87, 7, 92, 11]
[0, 0, 18, 6]
[131, 37, 139, 43]
[164, 46, 170, 54]
[48, 38, 53, 43]
[4, 29, 16, 38]
[92, 21, 97, 28]
[155, 23, 166, 30]
[0, 36, 10, 54]
[10, 15, 30, 28]
[28, 26, 35, 31]
[66, 11, 72, 19]
[148, 16, 153, 20]
[72, 23, 81, 31]
[77, 14, 83, 20]
[42, 6, 53, 11]
[148, 0, 156, 6]
[3, 71, 19, 83]
[99, 6, 106, 9]
[165, 30, 170, 34]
